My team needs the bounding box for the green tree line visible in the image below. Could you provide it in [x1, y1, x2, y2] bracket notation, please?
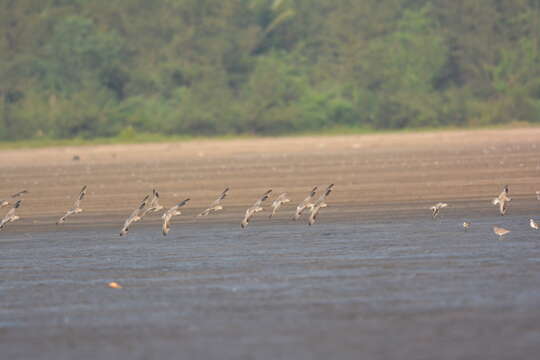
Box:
[1, 0, 539, 140]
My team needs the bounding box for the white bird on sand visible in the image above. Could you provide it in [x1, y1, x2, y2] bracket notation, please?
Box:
[308, 184, 334, 226]
[430, 202, 448, 218]
[269, 192, 290, 219]
[492, 185, 511, 216]
[120, 195, 150, 236]
[241, 189, 272, 229]
[0, 200, 22, 231]
[162, 198, 190, 236]
[141, 189, 164, 218]
[56, 185, 87, 224]
[530, 219, 539, 230]
[293, 186, 318, 220]
[463, 221, 471, 231]
[493, 226, 510, 240]
[0, 190, 28, 208]
[198, 187, 229, 217]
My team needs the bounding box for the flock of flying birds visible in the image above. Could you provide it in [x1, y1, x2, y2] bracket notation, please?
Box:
[1, 184, 539, 238]
[0, 184, 335, 236]
[430, 185, 540, 240]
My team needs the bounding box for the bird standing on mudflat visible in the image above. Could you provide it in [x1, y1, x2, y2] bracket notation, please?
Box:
[120, 195, 149, 236]
[241, 189, 272, 229]
[493, 226, 510, 240]
[0, 200, 22, 231]
[463, 221, 471, 231]
[308, 184, 334, 226]
[56, 185, 87, 224]
[293, 186, 318, 220]
[269, 193, 290, 219]
[492, 185, 511, 216]
[162, 198, 190, 236]
[198, 187, 229, 217]
[530, 219, 539, 230]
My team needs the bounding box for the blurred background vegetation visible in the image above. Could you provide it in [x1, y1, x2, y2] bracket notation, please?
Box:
[1, 0, 539, 141]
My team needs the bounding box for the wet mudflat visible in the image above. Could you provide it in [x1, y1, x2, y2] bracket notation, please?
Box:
[2, 215, 540, 360]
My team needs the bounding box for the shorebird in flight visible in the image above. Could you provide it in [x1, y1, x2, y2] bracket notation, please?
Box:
[293, 186, 318, 220]
[463, 221, 471, 231]
[56, 185, 87, 224]
[0, 190, 28, 208]
[120, 195, 149, 236]
[308, 184, 334, 226]
[492, 185, 511, 216]
[430, 202, 448, 218]
[269, 192, 290, 219]
[0, 200, 22, 231]
[530, 219, 539, 230]
[241, 189, 272, 228]
[493, 226, 510, 240]
[162, 198, 190, 236]
[141, 189, 164, 218]
[198, 187, 229, 217]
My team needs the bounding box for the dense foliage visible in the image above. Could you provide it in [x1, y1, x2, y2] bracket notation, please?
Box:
[1, 0, 540, 140]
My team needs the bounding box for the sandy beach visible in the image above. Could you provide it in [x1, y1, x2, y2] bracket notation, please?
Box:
[1, 128, 539, 229]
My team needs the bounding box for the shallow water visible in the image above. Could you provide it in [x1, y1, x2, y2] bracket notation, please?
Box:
[2, 216, 540, 359]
